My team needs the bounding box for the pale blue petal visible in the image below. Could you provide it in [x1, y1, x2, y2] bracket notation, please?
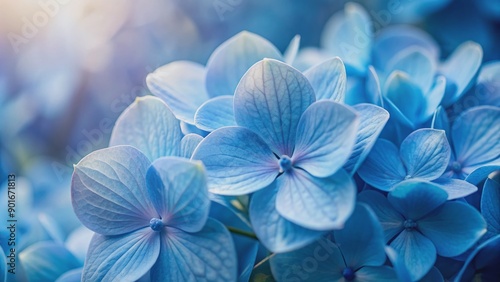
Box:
[304, 57, 346, 102]
[146, 61, 209, 124]
[83, 229, 160, 282]
[206, 31, 283, 97]
[372, 25, 440, 69]
[71, 146, 156, 235]
[284, 35, 301, 65]
[55, 268, 82, 282]
[384, 246, 412, 282]
[384, 71, 426, 125]
[451, 106, 500, 168]
[194, 96, 236, 132]
[365, 66, 383, 106]
[276, 169, 356, 230]
[321, 2, 372, 74]
[146, 157, 209, 232]
[385, 47, 437, 93]
[474, 61, 500, 107]
[192, 127, 279, 195]
[389, 230, 436, 281]
[270, 237, 345, 281]
[181, 121, 209, 137]
[419, 201, 487, 257]
[382, 97, 415, 142]
[19, 242, 81, 282]
[293, 101, 359, 177]
[65, 226, 94, 264]
[358, 191, 404, 242]
[250, 184, 324, 253]
[388, 181, 448, 220]
[109, 96, 183, 161]
[180, 134, 203, 159]
[354, 266, 398, 282]
[423, 76, 446, 120]
[481, 176, 500, 237]
[334, 204, 386, 269]
[432, 178, 478, 200]
[234, 59, 315, 156]
[357, 139, 406, 191]
[440, 41, 483, 106]
[431, 106, 450, 137]
[151, 219, 237, 282]
[343, 104, 389, 175]
[293, 47, 333, 71]
[400, 129, 450, 180]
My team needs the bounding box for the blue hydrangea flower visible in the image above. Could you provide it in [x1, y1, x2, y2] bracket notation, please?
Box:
[270, 204, 397, 281]
[358, 128, 477, 199]
[433, 106, 500, 183]
[193, 59, 360, 252]
[71, 146, 237, 281]
[360, 181, 486, 281]
[146, 31, 286, 126]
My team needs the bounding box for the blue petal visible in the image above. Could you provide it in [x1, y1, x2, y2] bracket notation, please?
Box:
[385, 47, 437, 93]
[385, 246, 412, 282]
[304, 57, 346, 102]
[284, 35, 301, 65]
[357, 139, 406, 191]
[146, 61, 209, 124]
[65, 226, 94, 264]
[321, 2, 372, 74]
[389, 230, 436, 281]
[83, 229, 160, 281]
[355, 266, 398, 282]
[56, 268, 82, 282]
[109, 96, 183, 161]
[343, 104, 389, 175]
[399, 129, 450, 180]
[388, 181, 448, 220]
[19, 242, 81, 282]
[474, 61, 500, 107]
[181, 121, 209, 137]
[270, 237, 345, 281]
[249, 184, 324, 253]
[205, 31, 283, 98]
[365, 66, 383, 106]
[276, 169, 356, 230]
[71, 146, 156, 235]
[372, 25, 440, 69]
[192, 126, 279, 195]
[293, 101, 359, 177]
[481, 176, 500, 238]
[232, 235, 259, 282]
[194, 96, 236, 132]
[381, 96, 415, 143]
[180, 134, 203, 159]
[431, 106, 450, 137]
[432, 178, 478, 200]
[451, 106, 500, 168]
[455, 234, 500, 281]
[234, 59, 315, 156]
[384, 71, 426, 125]
[465, 165, 500, 185]
[292, 47, 333, 71]
[0, 246, 5, 282]
[419, 201, 487, 257]
[151, 218, 237, 282]
[358, 191, 404, 242]
[146, 157, 209, 232]
[440, 41, 483, 106]
[423, 76, 446, 120]
[334, 204, 386, 269]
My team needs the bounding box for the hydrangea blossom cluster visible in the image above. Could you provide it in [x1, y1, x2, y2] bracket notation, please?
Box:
[44, 2, 500, 281]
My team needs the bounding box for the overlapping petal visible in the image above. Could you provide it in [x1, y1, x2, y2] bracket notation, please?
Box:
[304, 57, 346, 102]
[234, 59, 315, 156]
[481, 175, 500, 239]
[71, 146, 156, 235]
[276, 169, 356, 230]
[292, 101, 359, 177]
[109, 96, 183, 161]
[146, 157, 209, 232]
[194, 96, 236, 132]
[384, 71, 426, 125]
[180, 134, 203, 159]
[432, 177, 478, 199]
[192, 126, 278, 195]
[355, 266, 398, 282]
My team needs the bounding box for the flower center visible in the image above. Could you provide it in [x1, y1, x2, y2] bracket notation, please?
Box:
[279, 155, 293, 173]
[342, 267, 355, 281]
[450, 161, 462, 173]
[149, 217, 164, 232]
[404, 219, 417, 230]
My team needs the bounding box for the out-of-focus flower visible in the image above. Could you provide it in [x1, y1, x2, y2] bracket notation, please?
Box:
[271, 204, 398, 281]
[193, 59, 359, 252]
[358, 128, 477, 199]
[360, 181, 486, 281]
[71, 146, 237, 281]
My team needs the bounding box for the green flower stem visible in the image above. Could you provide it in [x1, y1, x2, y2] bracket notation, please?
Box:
[226, 226, 258, 240]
